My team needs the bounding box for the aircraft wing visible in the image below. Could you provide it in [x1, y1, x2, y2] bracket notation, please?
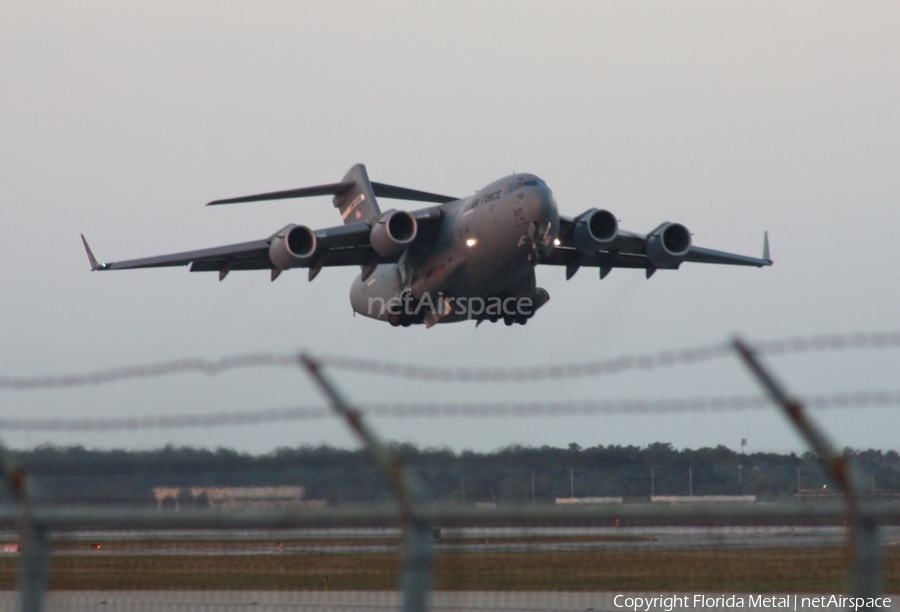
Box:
[82, 205, 443, 280]
[546, 215, 772, 279]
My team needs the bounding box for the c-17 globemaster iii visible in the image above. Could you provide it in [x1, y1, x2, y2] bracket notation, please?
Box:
[82, 163, 771, 327]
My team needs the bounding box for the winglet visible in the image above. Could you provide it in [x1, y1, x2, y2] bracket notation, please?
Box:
[80, 234, 106, 271]
[763, 231, 772, 265]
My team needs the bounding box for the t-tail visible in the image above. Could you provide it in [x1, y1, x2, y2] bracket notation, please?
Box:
[333, 163, 382, 224]
[206, 162, 457, 226]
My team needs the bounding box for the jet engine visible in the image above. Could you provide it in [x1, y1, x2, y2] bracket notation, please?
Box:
[573, 208, 618, 252]
[646, 222, 691, 268]
[268, 224, 317, 270]
[370, 210, 417, 256]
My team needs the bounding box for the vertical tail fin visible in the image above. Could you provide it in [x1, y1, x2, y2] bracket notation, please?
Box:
[334, 164, 382, 224]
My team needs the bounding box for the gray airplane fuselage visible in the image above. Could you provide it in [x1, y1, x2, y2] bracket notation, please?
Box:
[349, 174, 558, 325]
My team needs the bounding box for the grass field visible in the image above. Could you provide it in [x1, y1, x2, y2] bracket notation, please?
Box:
[0, 545, 896, 592]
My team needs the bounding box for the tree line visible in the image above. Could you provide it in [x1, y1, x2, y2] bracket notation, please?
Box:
[6, 443, 900, 506]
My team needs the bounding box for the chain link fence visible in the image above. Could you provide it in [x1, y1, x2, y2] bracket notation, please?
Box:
[1, 332, 899, 611]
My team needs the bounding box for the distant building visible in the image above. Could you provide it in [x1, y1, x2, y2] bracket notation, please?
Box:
[555, 497, 623, 505]
[651, 495, 756, 505]
[152, 487, 181, 509]
[153, 486, 327, 510]
[795, 489, 900, 502]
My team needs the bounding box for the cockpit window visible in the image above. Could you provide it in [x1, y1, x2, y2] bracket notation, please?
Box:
[507, 177, 545, 193]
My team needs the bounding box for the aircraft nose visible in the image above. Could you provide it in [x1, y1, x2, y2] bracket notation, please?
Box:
[539, 184, 556, 214]
[529, 183, 558, 225]
[523, 182, 559, 253]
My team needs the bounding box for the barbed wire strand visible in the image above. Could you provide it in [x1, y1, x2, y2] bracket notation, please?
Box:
[2, 390, 898, 432]
[2, 330, 899, 391]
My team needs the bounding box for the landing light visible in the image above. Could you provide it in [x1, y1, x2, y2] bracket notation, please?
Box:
[466, 238, 477, 247]
[553, 238, 561, 246]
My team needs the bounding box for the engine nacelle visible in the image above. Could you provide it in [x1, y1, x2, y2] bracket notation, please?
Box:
[573, 208, 618, 252]
[268, 224, 317, 270]
[370, 210, 417, 256]
[646, 222, 691, 268]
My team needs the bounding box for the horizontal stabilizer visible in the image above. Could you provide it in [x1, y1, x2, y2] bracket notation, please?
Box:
[208, 181, 457, 207]
[208, 182, 354, 206]
[371, 182, 457, 204]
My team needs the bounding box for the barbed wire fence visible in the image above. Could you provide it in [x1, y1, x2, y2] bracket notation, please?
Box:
[0, 330, 898, 611]
[1, 330, 899, 432]
[0, 390, 899, 433]
[4, 330, 900, 390]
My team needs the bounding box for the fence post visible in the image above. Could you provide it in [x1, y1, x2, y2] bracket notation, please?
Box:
[0, 441, 48, 612]
[300, 353, 433, 612]
[17, 518, 48, 612]
[734, 337, 882, 602]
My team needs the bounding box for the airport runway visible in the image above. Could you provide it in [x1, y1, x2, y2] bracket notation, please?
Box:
[0, 527, 894, 611]
[38, 525, 900, 556]
[0, 591, 601, 612]
[0, 591, 876, 611]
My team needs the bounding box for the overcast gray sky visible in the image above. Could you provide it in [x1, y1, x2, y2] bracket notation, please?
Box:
[2, 2, 899, 455]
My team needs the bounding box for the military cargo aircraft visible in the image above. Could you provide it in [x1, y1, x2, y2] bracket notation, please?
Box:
[82, 163, 771, 327]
